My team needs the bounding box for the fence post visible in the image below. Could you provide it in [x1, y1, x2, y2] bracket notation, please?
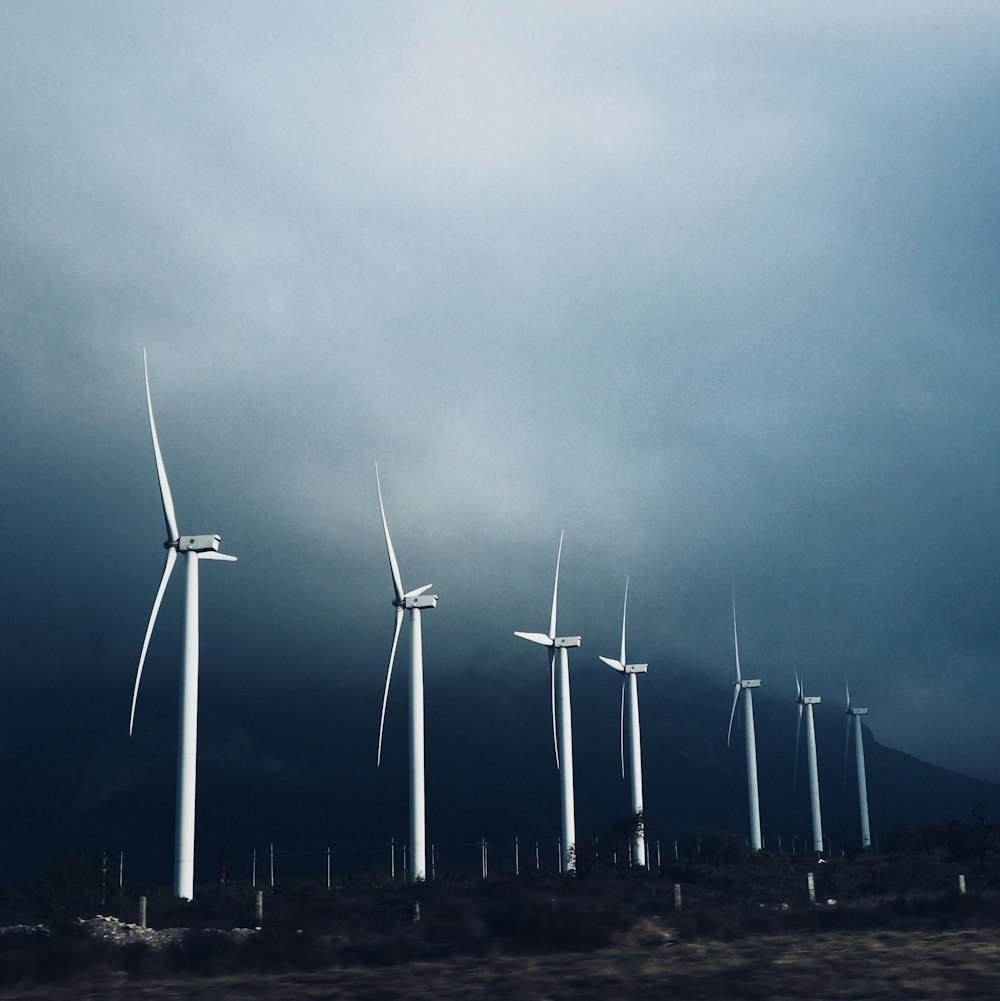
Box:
[255, 890, 264, 928]
[959, 874, 967, 894]
[269, 843, 275, 889]
[138, 896, 147, 928]
[515, 836, 520, 876]
[807, 872, 816, 904]
[326, 846, 331, 889]
[673, 883, 682, 910]
[252, 848, 257, 888]
[390, 837, 396, 879]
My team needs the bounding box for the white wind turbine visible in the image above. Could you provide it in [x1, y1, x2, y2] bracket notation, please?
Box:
[375, 465, 437, 882]
[844, 680, 872, 850]
[598, 577, 648, 868]
[794, 674, 825, 855]
[129, 350, 237, 901]
[726, 596, 763, 852]
[515, 532, 581, 874]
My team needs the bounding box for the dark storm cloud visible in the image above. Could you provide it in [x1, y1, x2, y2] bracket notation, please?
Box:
[2, 1, 1000, 790]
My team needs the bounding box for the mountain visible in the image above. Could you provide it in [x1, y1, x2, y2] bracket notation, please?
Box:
[7, 660, 998, 885]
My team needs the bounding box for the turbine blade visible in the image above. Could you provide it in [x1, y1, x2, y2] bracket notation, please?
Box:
[129, 546, 177, 735]
[515, 631, 554, 647]
[620, 678, 626, 780]
[550, 649, 560, 770]
[727, 684, 740, 747]
[732, 590, 742, 684]
[620, 576, 629, 666]
[199, 551, 238, 562]
[845, 677, 852, 712]
[599, 655, 625, 672]
[404, 584, 432, 599]
[375, 463, 404, 602]
[549, 531, 563, 639]
[143, 349, 179, 543]
[377, 607, 405, 766]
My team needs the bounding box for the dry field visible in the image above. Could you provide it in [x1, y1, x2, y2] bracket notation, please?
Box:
[7, 927, 1000, 1001]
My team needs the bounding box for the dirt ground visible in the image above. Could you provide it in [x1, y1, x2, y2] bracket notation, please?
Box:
[7, 927, 1000, 1001]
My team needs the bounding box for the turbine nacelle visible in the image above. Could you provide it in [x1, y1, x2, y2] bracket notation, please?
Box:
[394, 585, 438, 610]
[847, 706, 869, 716]
[554, 636, 582, 648]
[737, 678, 761, 689]
[800, 695, 821, 705]
[174, 534, 224, 553]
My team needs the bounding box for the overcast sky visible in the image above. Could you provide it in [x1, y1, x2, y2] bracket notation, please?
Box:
[3, 2, 1000, 784]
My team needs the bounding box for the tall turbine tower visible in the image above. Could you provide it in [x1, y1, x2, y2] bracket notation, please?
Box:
[845, 680, 872, 850]
[515, 532, 581, 874]
[794, 674, 824, 855]
[726, 597, 762, 851]
[375, 465, 437, 882]
[598, 577, 648, 868]
[130, 350, 237, 900]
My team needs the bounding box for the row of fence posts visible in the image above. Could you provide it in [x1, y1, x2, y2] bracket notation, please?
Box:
[105, 832, 904, 896]
[125, 870, 972, 929]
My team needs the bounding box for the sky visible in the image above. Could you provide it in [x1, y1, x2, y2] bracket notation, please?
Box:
[2, 1, 1000, 792]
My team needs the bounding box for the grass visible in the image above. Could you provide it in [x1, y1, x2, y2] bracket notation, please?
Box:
[10, 928, 1000, 1000]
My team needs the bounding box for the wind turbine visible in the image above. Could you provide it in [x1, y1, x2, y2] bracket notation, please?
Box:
[515, 532, 581, 874]
[598, 577, 647, 868]
[129, 350, 237, 901]
[726, 596, 762, 852]
[375, 464, 437, 882]
[794, 674, 824, 855]
[844, 680, 872, 850]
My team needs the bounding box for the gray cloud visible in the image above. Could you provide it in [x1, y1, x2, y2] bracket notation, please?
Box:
[3, 1, 1000, 790]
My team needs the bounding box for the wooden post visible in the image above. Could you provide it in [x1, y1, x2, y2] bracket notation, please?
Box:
[138, 896, 147, 928]
[326, 846, 331, 890]
[255, 890, 264, 927]
[959, 874, 967, 894]
[673, 883, 682, 910]
[515, 836, 520, 876]
[807, 872, 816, 904]
[269, 842, 275, 889]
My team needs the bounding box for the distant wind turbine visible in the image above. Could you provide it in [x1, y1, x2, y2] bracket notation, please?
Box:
[844, 680, 872, 850]
[515, 532, 581, 874]
[598, 577, 648, 868]
[375, 465, 437, 882]
[726, 596, 762, 852]
[130, 350, 237, 901]
[794, 674, 824, 855]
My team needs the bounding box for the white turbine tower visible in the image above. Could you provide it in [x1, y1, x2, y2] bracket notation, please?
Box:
[845, 680, 872, 850]
[129, 350, 237, 901]
[515, 532, 581, 874]
[726, 597, 762, 852]
[375, 465, 437, 882]
[598, 577, 647, 868]
[794, 674, 824, 856]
